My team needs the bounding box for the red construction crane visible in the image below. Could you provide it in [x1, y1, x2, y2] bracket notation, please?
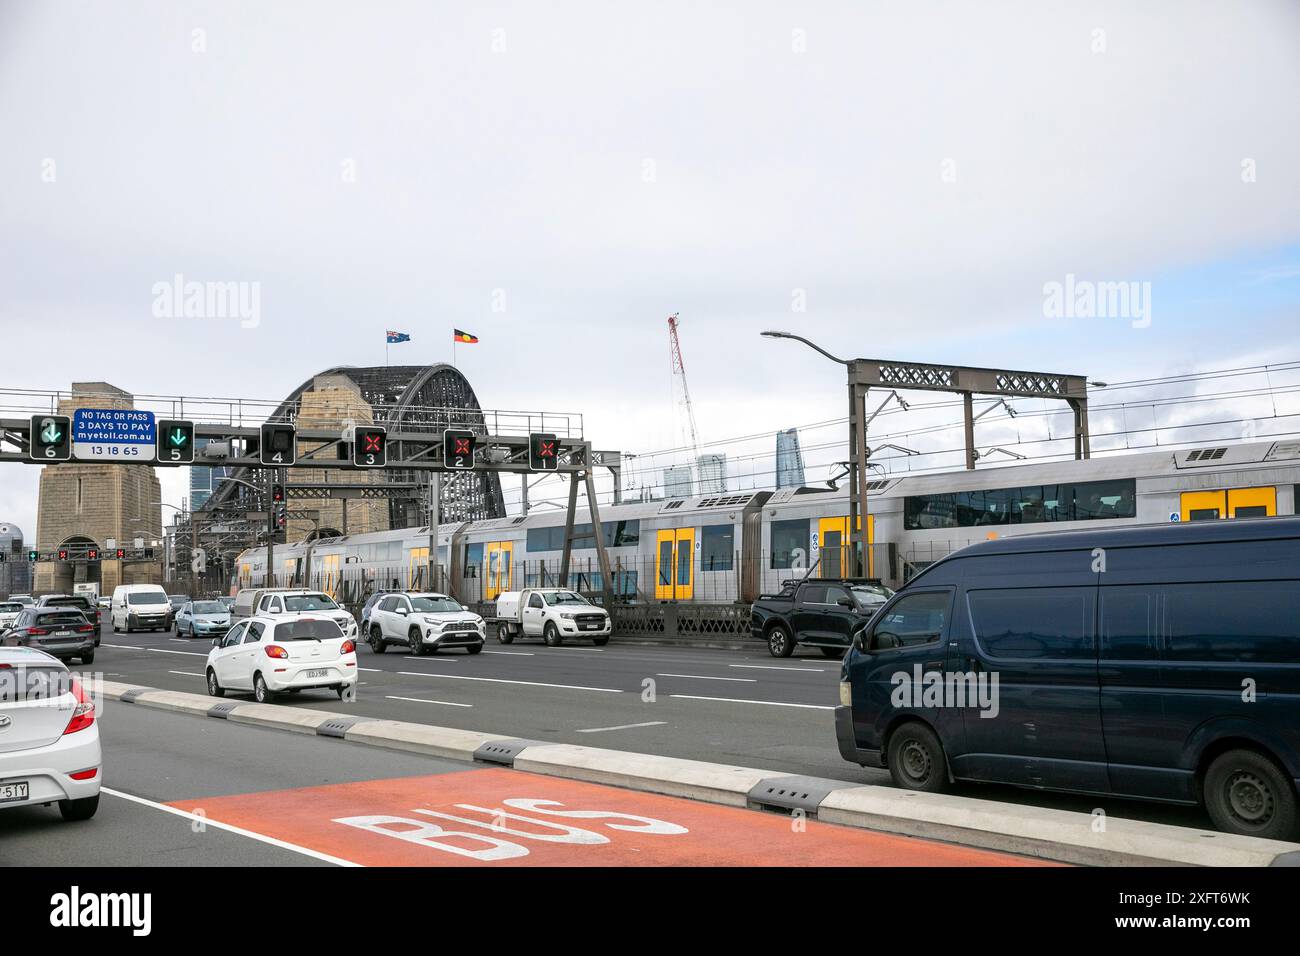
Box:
[667, 312, 703, 481]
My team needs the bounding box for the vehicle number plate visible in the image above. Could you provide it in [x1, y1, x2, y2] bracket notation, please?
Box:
[0, 781, 30, 803]
[305, 669, 328, 679]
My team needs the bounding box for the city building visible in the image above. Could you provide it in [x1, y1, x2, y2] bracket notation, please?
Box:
[189, 439, 231, 511]
[696, 453, 727, 495]
[663, 465, 693, 498]
[0, 523, 32, 598]
[775, 428, 806, 489]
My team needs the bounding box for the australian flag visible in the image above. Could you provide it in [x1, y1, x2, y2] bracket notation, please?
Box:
[386, 330, 411, 344]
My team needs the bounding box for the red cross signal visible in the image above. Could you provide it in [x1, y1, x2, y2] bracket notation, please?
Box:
[352, 426, 387, 468]
[442, 429, 477, 469]
[454, 438, 471, 455]
[529, 432, 560, 472]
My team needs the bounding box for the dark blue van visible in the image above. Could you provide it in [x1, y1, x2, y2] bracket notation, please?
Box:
[835, 516, 1300, 839]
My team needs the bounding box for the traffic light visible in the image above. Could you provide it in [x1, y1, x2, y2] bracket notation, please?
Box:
[271, 483, 285, 503]
[87, 548, 99, 561]
[352, 425, 387, 468]
[443, 429, 477, 469]
[28, 414, 72, 462]
[259, 423, 297, 466]
[156, 419, 195, 465]
[27, 550, 38, 562]
[57, 548, 68, 561]
[528, 432, 560, 472]
[0, 551, 6, 562]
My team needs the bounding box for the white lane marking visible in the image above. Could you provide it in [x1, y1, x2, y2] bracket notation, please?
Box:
[401, 656, 459, 662]
[669, 694, 833, 711]
[397, 672, 622, 694]
[143, 648, 208, 657]
[101, 787, 361, 867]
[575, 721, 667, 733]
[167, 670, 205, 678]
[385, 695, 473, 708]
[483, 650, 534, 656]
[358, 667, 383, 673]
[101, 643, 141, 649]
[729, 664, 827, 673]
[656, 673, 757, 683]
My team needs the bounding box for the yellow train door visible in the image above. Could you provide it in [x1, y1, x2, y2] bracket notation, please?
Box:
[819, 515, 876, 577]
[320, 554, 340, 597]
[485, 541, 514, 600]
[654, 529, 695, 601]
[1228, 486, 1276, 518]
[408, 547, 429, 590]
[1180, 491, 1225, 522]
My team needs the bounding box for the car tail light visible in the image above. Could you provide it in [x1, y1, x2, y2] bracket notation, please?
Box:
[27, 628, 48, 636]
[264, 645, 288, 659]
[340, 639, 355, 654]
[77, 624, 94, 633]
[69, 768, 99, 781]
[63, 677, 95, 736]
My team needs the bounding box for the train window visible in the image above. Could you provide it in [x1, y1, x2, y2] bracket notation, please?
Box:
[770, 519, 809, 569]
[700, 525, 734, 571]
[526, 520, 640, 552]
[905, 479, 1136, 529]
[463, 542, 483, 578]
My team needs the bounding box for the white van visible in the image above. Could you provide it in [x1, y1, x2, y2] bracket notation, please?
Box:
[111, 584, 170, 633]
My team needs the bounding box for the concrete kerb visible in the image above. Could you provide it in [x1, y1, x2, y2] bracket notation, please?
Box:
[93, 680, 1300, 866]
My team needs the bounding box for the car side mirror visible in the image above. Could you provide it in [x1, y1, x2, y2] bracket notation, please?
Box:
[853, 626, 871, 653]
[211, 638, 221, 648]
[396, 607, 408, 616]
[837, 597, 854, 609]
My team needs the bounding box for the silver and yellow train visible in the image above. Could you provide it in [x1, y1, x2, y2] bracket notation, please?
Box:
[235, 437, 1300, 606]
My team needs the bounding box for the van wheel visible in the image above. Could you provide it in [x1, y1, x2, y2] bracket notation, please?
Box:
[206, 668, 225, 698]
[408, 628, 425, 656]
[1204, 749, 1298, 840]
[767, 625, 794, 658]
[59, 794, 99, 822]
[253, 673, 274, 703]
[544, 623, 563, 647]
[497, 624, 514, 645]
[887, 722, 949, 793]
[369, 625, 386, 654]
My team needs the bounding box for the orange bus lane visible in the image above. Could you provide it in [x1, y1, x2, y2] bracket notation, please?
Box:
[167, 768, 1058, 867]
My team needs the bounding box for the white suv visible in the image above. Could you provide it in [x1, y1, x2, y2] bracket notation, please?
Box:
[367, 592, 485, 656]
[0, 647, 101, 822]
[249, 590, 358, 640]
[205, 614, 358, 703]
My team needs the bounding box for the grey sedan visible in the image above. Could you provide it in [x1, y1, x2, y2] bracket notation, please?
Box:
[174, 600, 233, 638]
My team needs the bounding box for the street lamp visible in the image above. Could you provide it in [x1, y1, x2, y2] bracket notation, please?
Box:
[761, 330, 875, 578]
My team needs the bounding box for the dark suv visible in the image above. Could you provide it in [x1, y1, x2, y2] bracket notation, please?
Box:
[750, 578, 894, 658]
[1, 607, 97, 664]
[36, 594, 101, 646]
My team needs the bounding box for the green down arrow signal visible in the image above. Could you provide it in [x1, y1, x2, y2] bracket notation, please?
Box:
[41, 422, 63, 444]
[170, 429, 188, 447]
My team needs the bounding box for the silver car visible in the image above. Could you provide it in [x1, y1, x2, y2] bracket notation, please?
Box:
[173, 600, 232, 639]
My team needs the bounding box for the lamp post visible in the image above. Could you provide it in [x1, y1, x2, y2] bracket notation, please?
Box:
[761, 331, 872, 578]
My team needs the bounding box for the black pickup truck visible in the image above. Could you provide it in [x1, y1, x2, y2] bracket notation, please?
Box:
[750, 578, 894, 658]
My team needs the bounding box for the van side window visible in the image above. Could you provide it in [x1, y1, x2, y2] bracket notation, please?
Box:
[968, 588, 1094, 660]
[1100, 588, 1160, 659]
[870, 592, 949, 650]
[1164, 582, 1300, 663]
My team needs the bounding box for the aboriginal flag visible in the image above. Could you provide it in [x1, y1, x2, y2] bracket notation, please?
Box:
[453, 329, 479, 344]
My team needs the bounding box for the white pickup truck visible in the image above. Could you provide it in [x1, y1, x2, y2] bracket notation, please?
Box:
[493, 589, 611, 647]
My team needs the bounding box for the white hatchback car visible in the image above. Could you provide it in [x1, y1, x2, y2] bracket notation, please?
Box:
[205, 614, 358, 703]
[0, 647, 101, 821]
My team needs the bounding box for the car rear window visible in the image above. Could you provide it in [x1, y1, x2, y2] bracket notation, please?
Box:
[0, 664, 72, 702]
[283, 594, 339, 612]
[35, 610, 87, 626]
[276, 619, 344, 641]
[0, 603, 22, 613]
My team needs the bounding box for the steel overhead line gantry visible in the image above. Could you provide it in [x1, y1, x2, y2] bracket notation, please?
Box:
[0, 416, 623, 608]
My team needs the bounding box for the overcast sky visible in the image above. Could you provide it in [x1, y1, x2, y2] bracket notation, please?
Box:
[2, 0, 1299, 541]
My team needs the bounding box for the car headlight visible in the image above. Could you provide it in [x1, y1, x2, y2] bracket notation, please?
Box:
[560, 612, 575, 620]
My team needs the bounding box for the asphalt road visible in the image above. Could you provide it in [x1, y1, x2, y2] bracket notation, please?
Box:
[1, 699, 1042, 868]
[80, 619, 1213, 831]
